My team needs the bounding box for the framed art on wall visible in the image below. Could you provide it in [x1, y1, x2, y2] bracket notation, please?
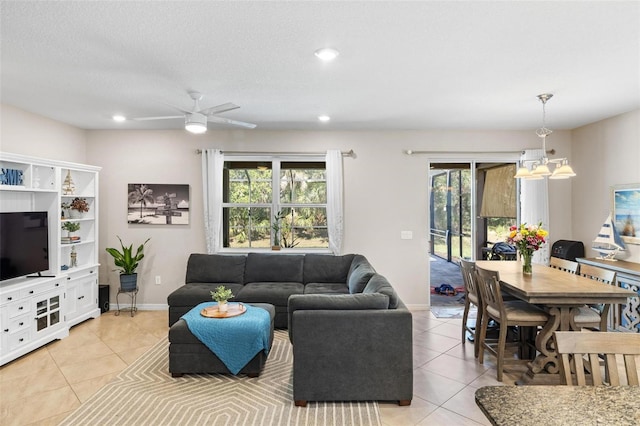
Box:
[612, 183, 640, 245]
[127, 183, 190, 225]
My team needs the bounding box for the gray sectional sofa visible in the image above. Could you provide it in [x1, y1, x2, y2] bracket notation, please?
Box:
[167, 252, 413, 405]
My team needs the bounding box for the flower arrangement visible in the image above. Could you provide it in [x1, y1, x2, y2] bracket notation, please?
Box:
[507, 222, 548, 252]
[506, 222, 548, 274]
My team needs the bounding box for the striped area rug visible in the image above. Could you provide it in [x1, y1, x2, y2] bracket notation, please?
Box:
[59, 330, 381, 426]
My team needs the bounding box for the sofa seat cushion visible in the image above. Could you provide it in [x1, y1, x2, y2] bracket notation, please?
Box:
[363, 274, 399, 309]
[168, 283, 245, 306]
[236, 282, 304, 306]
[244, 253, 304, 283]
[185, 254, 246, 284]
[304, 283, 349, 294]
[303, 254, 355, 284]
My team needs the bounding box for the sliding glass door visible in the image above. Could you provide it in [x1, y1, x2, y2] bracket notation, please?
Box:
[430, 164, 472, 262]
[429, 160, 519, 263]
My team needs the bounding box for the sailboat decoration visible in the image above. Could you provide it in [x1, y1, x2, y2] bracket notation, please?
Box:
[592, 213, 626, 261]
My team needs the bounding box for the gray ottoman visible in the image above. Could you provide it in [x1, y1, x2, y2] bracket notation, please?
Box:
[169, 303, 275, 377]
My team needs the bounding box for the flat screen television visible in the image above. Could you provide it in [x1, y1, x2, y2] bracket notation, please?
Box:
[0, 211, 50, 281]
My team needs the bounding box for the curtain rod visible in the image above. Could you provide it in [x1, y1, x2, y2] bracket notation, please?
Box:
[196, 149, 355, 157]
[403, 149, 555, 155]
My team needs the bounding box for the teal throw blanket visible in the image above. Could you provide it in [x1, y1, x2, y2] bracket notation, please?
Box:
[181, 302, 271, 374]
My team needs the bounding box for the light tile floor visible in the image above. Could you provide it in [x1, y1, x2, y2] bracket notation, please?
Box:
[0, 309, 521, 426]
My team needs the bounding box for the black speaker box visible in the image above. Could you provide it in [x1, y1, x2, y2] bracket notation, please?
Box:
[99, 284, 110, 313]
[551, 240, 585, 261]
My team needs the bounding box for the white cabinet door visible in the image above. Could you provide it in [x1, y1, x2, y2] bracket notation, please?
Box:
[65, 268, 99, 327]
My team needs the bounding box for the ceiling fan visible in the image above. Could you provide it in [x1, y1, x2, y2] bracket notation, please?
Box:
[132, 91, 256, 133]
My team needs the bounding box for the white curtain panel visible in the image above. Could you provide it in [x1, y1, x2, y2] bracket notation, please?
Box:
[326, 150, 344, 255]
[520, 149, 550, 264]
[201, 149, 224, 253]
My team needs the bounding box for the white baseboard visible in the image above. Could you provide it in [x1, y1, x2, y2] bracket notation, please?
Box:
[406, 303, 430, 311]
[107, 303, 168, 311]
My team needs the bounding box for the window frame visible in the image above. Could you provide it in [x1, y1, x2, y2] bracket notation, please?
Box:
[220, 154, 330, 253]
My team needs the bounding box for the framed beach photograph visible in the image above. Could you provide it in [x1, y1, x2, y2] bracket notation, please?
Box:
[127, 183, 190, 225]
[612, 183, 640, 245]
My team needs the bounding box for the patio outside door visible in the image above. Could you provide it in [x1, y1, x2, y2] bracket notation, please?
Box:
[428, 160, 519, 307]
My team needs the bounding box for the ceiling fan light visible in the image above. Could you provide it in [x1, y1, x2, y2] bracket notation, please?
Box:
[185, 113, 207, 134]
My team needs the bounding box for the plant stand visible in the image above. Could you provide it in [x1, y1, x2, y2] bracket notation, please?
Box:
[115, 286, 138, 317]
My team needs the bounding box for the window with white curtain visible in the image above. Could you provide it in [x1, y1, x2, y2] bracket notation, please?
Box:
[222, 158, 328, 249]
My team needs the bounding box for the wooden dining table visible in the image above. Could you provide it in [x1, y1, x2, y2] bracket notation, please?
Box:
[475, 385, 640, 426]
[475, 260, 638, 384]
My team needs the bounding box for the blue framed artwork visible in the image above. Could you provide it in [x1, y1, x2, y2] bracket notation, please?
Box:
[613, 183, 640, 245]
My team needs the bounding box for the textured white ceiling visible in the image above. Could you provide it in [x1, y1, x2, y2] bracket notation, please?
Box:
[1, 1, 639, 131]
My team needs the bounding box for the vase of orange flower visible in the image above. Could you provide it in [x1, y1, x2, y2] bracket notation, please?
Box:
[506, 222, 548, 275]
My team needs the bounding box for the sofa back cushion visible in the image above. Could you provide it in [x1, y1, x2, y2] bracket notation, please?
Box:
[185, 254, 246, 284]
[363, 273, 400, 309]
[303, 254, 355, 284]
[347, 255, 376, 294]
[244, 253, 305, 283]
[288, 293, 390, 340]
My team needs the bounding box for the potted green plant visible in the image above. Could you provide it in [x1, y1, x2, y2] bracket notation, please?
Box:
[61, 221, 81, 244]
[105, 236, 150, 292]
[210, 285, 234, 312]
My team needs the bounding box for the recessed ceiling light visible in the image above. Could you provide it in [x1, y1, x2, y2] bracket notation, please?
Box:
[314, 47, 339, 61]
[112, 115, 126, 122]
[318, 115, 331, 122]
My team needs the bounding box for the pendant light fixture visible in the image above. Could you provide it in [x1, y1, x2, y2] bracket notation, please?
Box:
[514, 94, 576, 180]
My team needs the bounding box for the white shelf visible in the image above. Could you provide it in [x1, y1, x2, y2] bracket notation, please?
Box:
[0, 152, 101, 366]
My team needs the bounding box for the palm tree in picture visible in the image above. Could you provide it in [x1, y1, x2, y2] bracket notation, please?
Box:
[128, 184, 154, 218]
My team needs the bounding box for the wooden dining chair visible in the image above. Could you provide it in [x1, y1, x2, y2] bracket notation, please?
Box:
[555, 331, 640, 386]
[459, 259, 482, 357]
[549, 257, 579, 274]
[475, 266, 550, 381]
[573, 265, 617, 331]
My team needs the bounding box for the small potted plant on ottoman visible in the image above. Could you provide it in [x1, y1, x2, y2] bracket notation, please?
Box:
[211, 285, 234, 313]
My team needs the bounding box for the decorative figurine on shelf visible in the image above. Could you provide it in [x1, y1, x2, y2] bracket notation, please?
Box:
[70, 246, 78, 268]
[62, 170, 75, 195]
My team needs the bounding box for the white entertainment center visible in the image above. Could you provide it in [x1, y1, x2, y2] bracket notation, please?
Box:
[0, 152, 101, 366]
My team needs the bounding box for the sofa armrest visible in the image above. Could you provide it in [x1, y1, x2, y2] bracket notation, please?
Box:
[291, 307, 413, 404]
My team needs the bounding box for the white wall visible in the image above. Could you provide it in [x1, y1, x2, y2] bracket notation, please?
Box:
[0, 104, 87, 163]
[85, 128, 573, 309]
[3, 102, 598, 310]
[571, 109, 640, 263]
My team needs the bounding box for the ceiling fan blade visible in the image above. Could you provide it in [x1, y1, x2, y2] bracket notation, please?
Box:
[207, 115, 257, 129]
[131, 115, 183, 121]
[164, 103, 192, 114]
[198, 102, 240, 116]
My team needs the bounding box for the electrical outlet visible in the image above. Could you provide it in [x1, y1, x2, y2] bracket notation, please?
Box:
[155, 275, 161, 285]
